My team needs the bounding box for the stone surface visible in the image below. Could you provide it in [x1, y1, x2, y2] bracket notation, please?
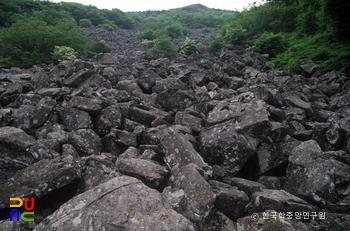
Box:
[34, 176, 195, 231]
[163, 164, 216, 224]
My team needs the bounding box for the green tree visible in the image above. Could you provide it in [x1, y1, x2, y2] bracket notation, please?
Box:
[208, 37, 223, 55]
[0, 19, 89, 68]
[150, 36, 178, 59]
[52, 46, 76, 62]
[249, 32, 289, 57]
[79, 18, 92, 27]
[181, 37, 198, 55]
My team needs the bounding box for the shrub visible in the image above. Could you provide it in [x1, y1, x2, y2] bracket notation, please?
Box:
[137, 28, 156, 40]
[52, 46, 76, 62]
[141, 39, 155, 48]
[98, 20, 117, 31]
[248, 32, 289, 57]
[79, 19, 92, 27]
[90, 40, 112, 54]
[222, 26, 248, 45]
[150, 36, 178, 59]
[181, 37, 198, 55]
[208, 37, 223, 55]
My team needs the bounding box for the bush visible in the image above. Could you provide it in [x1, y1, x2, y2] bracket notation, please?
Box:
[222, 26, 248, 45]
[164, 22, 189, 39]
[150, 36, 178, 59]
[181, 37, 198, 55]
[141, 39, 155, 48]
[208, 37, 223, 55]
[248, 32, 289, 57]
[90, 40, 112, 54]
[52, 46, 76, 62]
[137, 28, 156, 40]
[79, 19, 92, 27]
[98, 20, 117, 31]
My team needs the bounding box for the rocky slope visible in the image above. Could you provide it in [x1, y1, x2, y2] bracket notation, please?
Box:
[0, 28, 349, 231]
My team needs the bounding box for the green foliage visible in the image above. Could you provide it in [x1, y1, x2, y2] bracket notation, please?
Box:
[221, 26, 247, 45]
[150, 36, 178, 59]
[103, 8, 135, 29]
[219, 0, 350, 73]
[98, 20, 118, 31]
[136, 28, 157, 40]
[208, 37, 223, 55]
[273, 32, 350, 73]
[90, 40, 112, 54]
[248, 32, 289, 57]
[164, 22, 189, 39]
[0, 19, 89, 68]
[52, 46, 76, 62]
[79, 18, 92, 27]
[181, 38, 198, 55]
[141, 39, 155, 48]
[127, 4, 232, 29]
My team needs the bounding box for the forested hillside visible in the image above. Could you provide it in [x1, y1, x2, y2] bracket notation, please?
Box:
[0, 0, 134, 68]
[218, 0, 350, 73]
[0, 0, 349, 74]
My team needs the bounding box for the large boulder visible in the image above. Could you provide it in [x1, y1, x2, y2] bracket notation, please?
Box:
[200, 121, 257, 177]
[34, 176, 194, 231]
[284, 140, 350, 210]
[162, 164, 216, 224]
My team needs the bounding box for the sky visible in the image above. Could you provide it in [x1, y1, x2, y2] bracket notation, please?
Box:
[50, 0, 264, 12]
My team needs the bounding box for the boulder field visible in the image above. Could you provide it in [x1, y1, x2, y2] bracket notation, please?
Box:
[0, 28, 349, 230]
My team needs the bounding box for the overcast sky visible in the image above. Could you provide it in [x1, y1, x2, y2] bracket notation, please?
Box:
[50, 0, 264, 12]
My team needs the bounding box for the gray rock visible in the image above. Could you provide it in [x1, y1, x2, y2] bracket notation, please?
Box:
[245, 189, 316, 215]
[57, 107, 92, 131]
[71, 96, 102, 114]
[136, 69, 162, 93]
[163, 164, 216, 224]
[209, 180, 249, 221]
[283, 95, 313, 116]
[93, 106, 122, 136]
[63, 68, 94, 88]
[200, 121, 257, 177]
[284, 140, 350, 209]
[237, 210, 311, 231]
[0, 126, 37, 181]
[221, 177, 266, 198]
[257, 176, 285, 190]
[78, 155, 121, 192]
[256, 141, 301, 174]
[202, 211, 237, 231]
[34, 176, 194, 231]
[115, 158, 169, 189]
[159, 126, 210, 175]
[0, 154, 81, 209]
[69, 129, 103, 156]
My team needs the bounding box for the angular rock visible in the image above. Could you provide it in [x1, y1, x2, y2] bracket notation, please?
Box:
[221, 177, 266, 198]
[93, 106, 122, 137]
[34, 176, 194, 231]
[0, 154, 81, 209]
[115, 158, 169, 189]
[159, 127, 210, 174]
[0, 126, 37, 181]
[200, 121, 257, 177]
[63, 68, 94, 88]
[256, 141, 301, 174]
[245, 189, 315, 215]
[163, 164, 216, 224]
[69, 129, 103, 156]
[284, 140, 350, 209]
[209, 180, 249, 221]
[57, 106, 92, 131]
[71, 96, 102, 114]
[78, 155, 121, 192]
